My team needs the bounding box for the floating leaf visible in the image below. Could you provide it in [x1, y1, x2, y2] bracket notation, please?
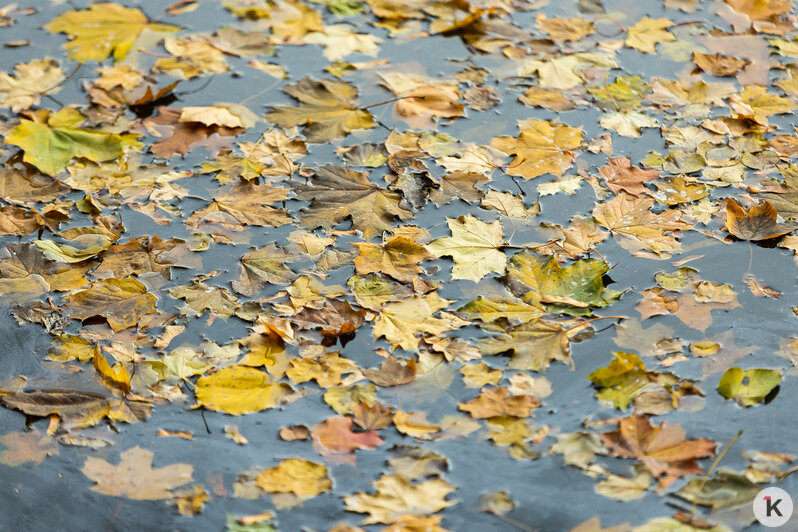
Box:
[81, 446, 193, 500]
[195, 366, 290, 415]
[717, 367, 781, 406]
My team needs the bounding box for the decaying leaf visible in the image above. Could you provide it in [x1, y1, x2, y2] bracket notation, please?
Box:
[81, 446, 193, 500]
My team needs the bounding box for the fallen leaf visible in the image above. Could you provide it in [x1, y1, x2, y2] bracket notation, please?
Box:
[600, 413, 716, 490]
[426, 215, 507, 282]
[44, 3, 179, 62]
[64, 277, 157, 332]
[625, 17, 675, 54]
[195, 366, 290, 415]
[458, 387, 540, 418]
[295, 165, 412, 238]
[490, 119, 582, 179]
[311, 416, 384, 452]
[724, 198, 797, 241]
[81, 446, 192, 500]
[343, 474, 457, 524]
[255, 458, 331, 498]
[718, 367, 781, 406]
[265, 77, 375, 142]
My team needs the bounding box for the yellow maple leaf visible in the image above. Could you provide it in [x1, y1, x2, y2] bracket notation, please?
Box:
[255, 458, 331, 498]
[490, 119, 582, 179]
[592, 193, 693, 255]
[194, 366, 290, 415]
[373, 294, 466, 351]
[343, 474, 457, 524]
[0, 59, 63, 112]
[45, 3, 179, 62]
[353, 236, 433, 283]
[426, 215, 507, 282]
[729, 85, 796, 125]
[625, 17, 676, 54]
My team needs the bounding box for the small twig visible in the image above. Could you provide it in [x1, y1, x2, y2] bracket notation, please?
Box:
[42, 61, 83, 95]
[493, 156, 527, 170]
[176, 76, 215, 97]
[240, 77, 283, 105]
[589, 247, 610, 267]
[359, 95, 417, 111]
[490, 513, 537, 532]
[200, 408, 211, 434]
[691, 429, 743, 516]
[592, 15, 626, 37]
[563, 315, 627, 334]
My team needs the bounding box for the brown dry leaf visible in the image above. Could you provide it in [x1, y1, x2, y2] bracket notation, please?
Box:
[364, 357, 417, 387]
[232, 243, 299, 297]
[292, 299, 366, 343]
[0, 167, 69, 207]
[186, 181, 291, 229]
[149, 107, 242, 158]
[63, 277, 156, 332]
[343, 474, 457, 524]
[81, 446, 193, 500]
[458, 387, 540, 418]
[353, 237, 434, 283]
[598, 157, 660, 196]
[265, 77, 375, 142]
[0, 390, 110, 430]
[94, 236, 198, 279]
[744, 273, 780, 298]
[295, 165, 412, 239]
[179, 104, 258, 129]
[354, 402, 395, 431]
[311, 416, 384, 453]
[394, 85, 465, 129]
[392, 410, 441, 440]
[600, 413, 716, 490]
[169, 282, 239, 319]
[693, 52, 748, 77]
[460, 362, 502, 388]
[280, 425, 310, 441]
[287, 352, 359, 387]
[0, 429, 59, 466]
[724, 198, 797, 241]
[372, 295, 465, 352]
[479, 319, 573, 371]
[593, 193, 692, 255]
[536, 14, 594, 42]
[0, 243, 91, 292]
[636, 288, 679, 319]
[0, 205, 43, 236]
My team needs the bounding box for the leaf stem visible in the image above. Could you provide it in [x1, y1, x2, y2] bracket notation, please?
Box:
[359, 95, 417, 111]
[691, 429, 743, 516]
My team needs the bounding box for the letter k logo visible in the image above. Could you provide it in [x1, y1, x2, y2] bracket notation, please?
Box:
[765, 496, 783, 517]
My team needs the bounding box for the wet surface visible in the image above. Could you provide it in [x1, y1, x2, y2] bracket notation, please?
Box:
[1, 0, 798, 530]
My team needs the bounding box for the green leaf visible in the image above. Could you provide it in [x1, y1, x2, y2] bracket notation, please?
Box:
[505, 252, 619, 314]
[718, 367, 781, 407]
[677, 471, 760, 509]
[5, 119, 139, 176]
